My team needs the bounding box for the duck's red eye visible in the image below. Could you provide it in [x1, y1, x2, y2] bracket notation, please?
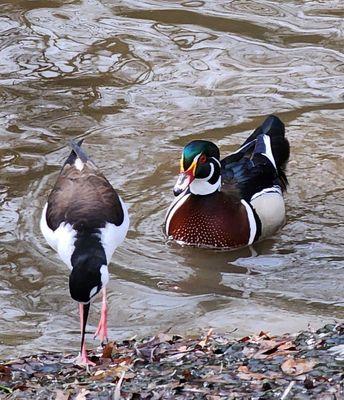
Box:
[199, 154, 207, 164]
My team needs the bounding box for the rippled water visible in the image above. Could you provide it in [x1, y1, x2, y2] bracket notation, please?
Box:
[0, 0, 343, 358]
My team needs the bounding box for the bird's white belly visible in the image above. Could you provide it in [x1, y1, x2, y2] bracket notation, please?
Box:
[40, 203, 58, 251]
[250, 188, 285, 239]
[100, 197, 130, 263]
[40, 203, 77, 270]
[40, 198, 129, 268]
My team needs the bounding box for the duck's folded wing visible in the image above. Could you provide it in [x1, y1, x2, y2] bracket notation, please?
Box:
[221, 115, 289, 201]
[221, 134, 284, 202]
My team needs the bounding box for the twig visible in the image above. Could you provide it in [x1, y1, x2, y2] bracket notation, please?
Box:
[0, 384, 12, 394]
[280, 380, 295, 400]
[114, 371, 125, 400]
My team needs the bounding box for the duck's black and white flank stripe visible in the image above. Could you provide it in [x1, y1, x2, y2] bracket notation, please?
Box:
[40, 140, 129, 366]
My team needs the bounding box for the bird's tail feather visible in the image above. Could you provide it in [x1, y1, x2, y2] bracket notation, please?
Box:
[69, 139, 89, 163]
[241, 115, 290, 171]
[63, 139, 96, 169]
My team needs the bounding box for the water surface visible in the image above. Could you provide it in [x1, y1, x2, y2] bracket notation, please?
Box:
[0, 0, 343, 358]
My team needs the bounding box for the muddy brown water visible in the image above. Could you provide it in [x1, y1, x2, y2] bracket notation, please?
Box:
[0, 0, 343, 358]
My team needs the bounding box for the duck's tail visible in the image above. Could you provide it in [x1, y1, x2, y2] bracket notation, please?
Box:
[237, 115, 290, 189]
[244, 115, 289, 172]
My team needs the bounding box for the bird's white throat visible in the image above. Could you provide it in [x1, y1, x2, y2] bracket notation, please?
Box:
[190, 175, 221, 195]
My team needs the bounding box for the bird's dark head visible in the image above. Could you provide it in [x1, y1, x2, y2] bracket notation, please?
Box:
[174, 140, 221, 196]
[69, 255, 108, 304]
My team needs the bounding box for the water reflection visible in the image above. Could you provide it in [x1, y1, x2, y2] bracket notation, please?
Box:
[0, 0, 343, 358]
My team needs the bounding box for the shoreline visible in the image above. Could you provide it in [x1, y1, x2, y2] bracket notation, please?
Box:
[0, 323, 343, 399]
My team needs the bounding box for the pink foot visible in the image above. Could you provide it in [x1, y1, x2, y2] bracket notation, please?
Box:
[75, 343, 96, 367]
[94, 288, 108, 343]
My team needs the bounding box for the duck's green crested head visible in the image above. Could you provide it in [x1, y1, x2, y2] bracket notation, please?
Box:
[181, 140, 220, 172]
[174, 140, 221, 196]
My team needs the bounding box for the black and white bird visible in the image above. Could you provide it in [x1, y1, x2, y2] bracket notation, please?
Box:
[40, 140, 129, 365]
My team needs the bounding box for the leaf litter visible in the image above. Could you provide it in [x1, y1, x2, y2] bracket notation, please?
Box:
[0, 323, 342, 399]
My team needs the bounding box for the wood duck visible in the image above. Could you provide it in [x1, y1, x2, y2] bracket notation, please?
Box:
[165, 115, 290, 249]
[40, 140, 129, 366]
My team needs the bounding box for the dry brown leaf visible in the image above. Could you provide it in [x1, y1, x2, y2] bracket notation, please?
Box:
[253, 340, 295, 359]
[102, 342, 115, 359]
[155, 332, 174, 343]
[123, 371, 135, 379]
[238, 370, 269, 381]
[92, 370, 106, 381]
[281, 357, 317, 376]
[112, 356, 132, 365]
[0, 365, 11, 376]
[237, 365, 281, 381]
[258, 331, 271, 339]
[253, 340, 279, 358]
[55, 390, 70, 400]
[108, 365, 129, 378]
[278, 341, 296, 351]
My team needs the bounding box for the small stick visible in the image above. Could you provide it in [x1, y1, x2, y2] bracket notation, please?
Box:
[281, 380, 295, 400]
[114, 371, 125, 400]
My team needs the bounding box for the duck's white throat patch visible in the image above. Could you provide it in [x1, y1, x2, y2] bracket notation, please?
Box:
[190, 172, 221, 196]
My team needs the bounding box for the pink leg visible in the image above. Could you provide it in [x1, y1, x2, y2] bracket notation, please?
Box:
[94, 288, 108, 343]
[77, 303, 95, 366]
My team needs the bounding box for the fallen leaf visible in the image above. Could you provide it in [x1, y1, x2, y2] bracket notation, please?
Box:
[112, 356, 133, 365]
[281, 358, 317, 376]
[237, 365, 281, 381]
[237, 370, 268, 381]
[55, 389, 70, 400]
[109, 365, 130, 378]
[92, 370, 106, 380]
[75, 389, 90, 400]
[258, 331, 271, 339]
[102, 342, 115, 359]
[253, 340, 297, 359]
[278, 341, 296, 351]
[182, 369, 192, 381]
[238, 365, 249, 373]
[0, 365, 11, 376]
[155, 332, 174, 343]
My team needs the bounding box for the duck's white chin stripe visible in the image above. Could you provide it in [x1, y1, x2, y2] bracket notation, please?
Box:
[190, 175, 221, 195]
